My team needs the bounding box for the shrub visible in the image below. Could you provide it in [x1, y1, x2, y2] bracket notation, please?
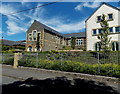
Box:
[36, 60, 120, 78]
[2, 51, 120, 78]
[3, 57, 14, 65]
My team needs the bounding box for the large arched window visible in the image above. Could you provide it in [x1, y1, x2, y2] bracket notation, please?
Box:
[112, 42, 119, 51]
[27, 46, 32, 52]
[33, 30, 37, 41]
[95, 42, 101, 51]
[35, 46, 41, 52]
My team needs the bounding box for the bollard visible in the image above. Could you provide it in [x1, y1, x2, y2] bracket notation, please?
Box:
[13, 50, 22, 68]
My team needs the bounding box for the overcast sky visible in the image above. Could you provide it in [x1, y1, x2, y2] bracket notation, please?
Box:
[0, 1, 119, 41]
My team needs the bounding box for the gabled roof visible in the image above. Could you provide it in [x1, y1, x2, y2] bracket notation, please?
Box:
[31, 20, 66, 38]
[85, 2, 120, 22]
[64, 32, 86, 39]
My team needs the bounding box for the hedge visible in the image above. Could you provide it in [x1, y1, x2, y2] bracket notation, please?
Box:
[18, 58, 120, 78]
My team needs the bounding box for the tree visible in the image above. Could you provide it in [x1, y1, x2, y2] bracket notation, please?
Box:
[97, 14, 112, 52]
[71, 37, 76, 49]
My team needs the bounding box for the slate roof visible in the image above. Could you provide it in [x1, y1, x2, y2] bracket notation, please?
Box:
[85, 2, 120, 22]
[13, 40, 26, 46]
[0, 39, 26, 46]
[64, 32, 86, 39]
[33, 20, 66, 38]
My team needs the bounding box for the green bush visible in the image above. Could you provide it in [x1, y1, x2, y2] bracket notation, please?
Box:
[36, 60, 120, 78]
[2, 51, 120, 78]
[18, 57, 36, 67]
[3, 57, 14, 65]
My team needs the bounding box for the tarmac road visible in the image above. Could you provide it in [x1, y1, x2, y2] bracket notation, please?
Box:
[1, 64, 120, 94]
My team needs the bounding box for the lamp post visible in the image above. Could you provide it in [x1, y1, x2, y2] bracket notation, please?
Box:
[2, 36, 3, 63]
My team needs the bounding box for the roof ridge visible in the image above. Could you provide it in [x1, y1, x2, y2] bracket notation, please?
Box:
[64, 32, 85, 35]
[35, 20, 65, 37]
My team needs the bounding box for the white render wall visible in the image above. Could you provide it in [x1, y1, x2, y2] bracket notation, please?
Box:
[86, 4, 120, 51]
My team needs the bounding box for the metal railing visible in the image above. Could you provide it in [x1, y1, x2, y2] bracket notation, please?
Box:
[1, 51, 120, 77]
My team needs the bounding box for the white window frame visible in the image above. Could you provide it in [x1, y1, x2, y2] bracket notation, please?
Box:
[76, 39, 83, 46]
[96, 15, 101, 22]
[107, 13, 113, 21]
[112, 41, 119, 51]
[115, 26, 120, 33]
[37, 32, 41, 40]
[93, 29, 97, 35]
[28, 33, 32, 41]
[109, 27, 113, 33]
[32, 30, 37, 41]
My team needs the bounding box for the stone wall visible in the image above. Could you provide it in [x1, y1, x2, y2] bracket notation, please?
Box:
[43, 29, 64, 51]
[67, 38, 86, 50]
[26, 23, 66, 51]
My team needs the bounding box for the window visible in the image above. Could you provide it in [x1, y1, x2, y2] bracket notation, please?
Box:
[108, 14, 113, 20]
[93, 29, 97, 35]
[109, 27, 113, 33]
[29, 33, 32, 41]
[76, 39, 83, 45]
[68, 40, 71, 46]
[115, 27, 120, 33]
[37, 33, 41, 40]
[29, 37, 32, 41]
[97, 16, 101, 22]
[33, 30, 37, 41]
[98, 29, 102, 34]
[28, 46, 32, 52]
[112, 42, 119, 51]
[95, 42, 101, 51]
[29, 33, 32, 36]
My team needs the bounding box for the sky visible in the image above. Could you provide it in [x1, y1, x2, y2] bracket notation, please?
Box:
[0, 1, 119, 41]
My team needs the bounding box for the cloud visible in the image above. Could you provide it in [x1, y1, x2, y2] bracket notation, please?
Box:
[0, 28, 2, 34]
[83, 2, 101, 8]
[6, 18, 27, 35]
[0, 4, 16, 15]
[24, 3, 85, 33]
[75, 2, 101, 11]
[1, 4, 28, 35]
[53, 20, 85, 33]
[74, 4, 82, 11]
[2, 2, 86, 36]
[1, 3, 47, 36]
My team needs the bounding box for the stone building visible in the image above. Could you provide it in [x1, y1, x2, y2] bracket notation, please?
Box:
[64, 32, 86, 50]
[86, 3, 120, 51]
[26, 20, 66, 51]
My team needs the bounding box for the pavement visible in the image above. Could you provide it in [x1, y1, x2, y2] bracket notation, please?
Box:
[1, 64, 120, 94]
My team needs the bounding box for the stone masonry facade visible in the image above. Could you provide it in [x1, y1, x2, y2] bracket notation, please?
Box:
[26, 20, 66, 51]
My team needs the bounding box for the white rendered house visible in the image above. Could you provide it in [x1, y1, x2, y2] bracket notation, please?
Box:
[86, 3, 120, 51]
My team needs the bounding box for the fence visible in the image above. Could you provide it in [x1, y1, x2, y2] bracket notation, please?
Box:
[0, 53, 14, 64]
[1, 51, 120, 77]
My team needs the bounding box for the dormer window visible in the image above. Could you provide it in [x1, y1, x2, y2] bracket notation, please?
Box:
[97, 16, 101, 22]
[108, 14, 113, 21]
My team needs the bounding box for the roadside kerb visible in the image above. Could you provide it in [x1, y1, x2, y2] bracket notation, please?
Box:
[18, 66, 119, 84]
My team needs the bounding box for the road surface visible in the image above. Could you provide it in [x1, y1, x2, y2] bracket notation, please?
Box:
[1, 64, 120, 94]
